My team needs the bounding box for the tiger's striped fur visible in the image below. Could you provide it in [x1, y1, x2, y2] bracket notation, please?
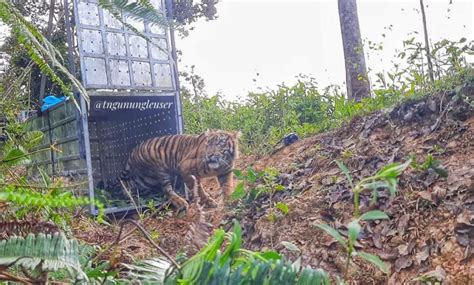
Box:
[115, 129, 240, 210]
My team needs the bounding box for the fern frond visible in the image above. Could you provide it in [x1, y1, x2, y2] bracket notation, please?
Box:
[99, 0, 169, 28]
[120, 257, 171, 283]
[0, 220, 60, 239]
[0, 185, 105, 221]
[0, 232, 87, 281]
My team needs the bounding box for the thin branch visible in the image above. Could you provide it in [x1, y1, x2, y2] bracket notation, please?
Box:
[121, 219, 180, 268]
[1, 145, 52, 164]
[0, 181, 88, 190]
[90, 202, 170, 262]
[92, 219, 180, 269]
[0, 270, 34, 284]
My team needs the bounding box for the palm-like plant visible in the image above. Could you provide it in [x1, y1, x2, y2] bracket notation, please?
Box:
[168, 222, 329, 284]
[99, 0, 170, 28]
[0, 0, 89, 108]
[113, 221, 330, 284]
[0, 221, 86, 284]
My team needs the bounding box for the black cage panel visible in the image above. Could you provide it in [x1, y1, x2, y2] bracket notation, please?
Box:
[89, 95, 179, 209]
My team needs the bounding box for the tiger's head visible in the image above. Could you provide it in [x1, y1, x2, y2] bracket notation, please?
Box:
[201, 129, 241, 170]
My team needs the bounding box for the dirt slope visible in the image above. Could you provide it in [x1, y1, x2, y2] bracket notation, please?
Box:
[75, 81, 473, 284]
[224, 83, 474, 284]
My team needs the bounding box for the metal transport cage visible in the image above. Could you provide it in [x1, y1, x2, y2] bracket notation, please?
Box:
[25, 0, 183, 215]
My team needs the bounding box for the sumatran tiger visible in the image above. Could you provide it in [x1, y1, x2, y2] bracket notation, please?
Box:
[115, 129, 240, 211]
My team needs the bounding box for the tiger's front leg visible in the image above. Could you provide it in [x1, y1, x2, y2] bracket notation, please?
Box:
[218, 171, 234, 200]
[183, 175, 217, 208]
[163, 182, 189, 212]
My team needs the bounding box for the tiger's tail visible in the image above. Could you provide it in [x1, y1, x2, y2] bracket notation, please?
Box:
[102, 164, 132, 198]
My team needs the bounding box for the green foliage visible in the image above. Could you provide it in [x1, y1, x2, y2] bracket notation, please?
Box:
[99, 0, 169, 28]
[1, 145, 30, 166]
[181, 38, 472, 156]
[0, 125, 44, 167]
[336, 159, 411, 217]
[315, 210, 390, 277]
[182, 76, 345, 154]
[120, 257, 170, 283]
[0, 0, 89, 107]
[163, 221, 330, 285]
[179, 77, 397, 155]
[0, 128, 105, 224]
[232, 167, 289, 222]
[0, 232, 87, 282]
[410, 154, 448, 178]
[0, 184, 105, 223]
[275, 201, 289, 215]
[315, 160, 413, 278]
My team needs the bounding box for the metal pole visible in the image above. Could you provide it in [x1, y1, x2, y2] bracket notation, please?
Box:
[64, 0, 96, 214]
[165, 0, 184, 134]
[63, 0, 86, 159]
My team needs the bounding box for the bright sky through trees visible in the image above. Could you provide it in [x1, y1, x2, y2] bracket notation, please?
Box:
[177, 0, 473, 100]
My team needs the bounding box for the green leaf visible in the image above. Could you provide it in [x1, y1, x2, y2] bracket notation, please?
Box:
[359, 210, 389, 221]
[376, 159, 411, 179]
[231, 182, 246, 200]
[274, 184, 286, 191]
[22, 131, 44, 150]
[347, 220, 361, 245]
[2, 147, 29, 165]
[363, 181, 389, 190]
[38, 167, 52, 187]
[385, 177, 398, 197]
[267, 212, 277, 223]
[280, 241, 300, 253]
[98, 0, 169, 28]
[336, 160, 353, 188]
[247, 168, 257, 183]
[221, 221, 242, 265]
[314, 223, 347, 250]
[233, 169, 244, 179]
[0, 233, 87, 280]
[356, 252, 390, 274]
[275, 202, 289, 215]
[259, 251, 281, 261]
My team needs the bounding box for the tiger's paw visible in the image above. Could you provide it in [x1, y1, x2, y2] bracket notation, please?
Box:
[170, 195, 189, 212]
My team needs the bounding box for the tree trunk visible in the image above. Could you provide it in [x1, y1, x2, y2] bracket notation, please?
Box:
[38, 0, 56, 102]
[419, 0, 434, 83]
[338, 0, 370, 102]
